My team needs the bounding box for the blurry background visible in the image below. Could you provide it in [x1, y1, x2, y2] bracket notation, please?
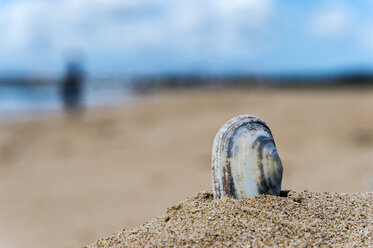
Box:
[0, 0, 373, 247]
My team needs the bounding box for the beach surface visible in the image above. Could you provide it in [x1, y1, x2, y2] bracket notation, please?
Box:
[0, 88, 372, 247]
[86, 190, 373, 247]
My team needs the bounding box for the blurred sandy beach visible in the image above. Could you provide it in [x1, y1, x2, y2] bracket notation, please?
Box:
[0, 88, 372, 248]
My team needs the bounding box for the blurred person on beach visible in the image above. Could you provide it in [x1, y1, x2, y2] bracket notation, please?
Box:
[61, 61, 85, 115]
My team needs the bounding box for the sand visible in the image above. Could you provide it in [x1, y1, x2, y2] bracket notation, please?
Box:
[0, 88, 372, 247]
[86, 191, 373, 247]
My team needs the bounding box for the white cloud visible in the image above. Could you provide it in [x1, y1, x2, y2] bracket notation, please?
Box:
[308, 2, 373, 54]
[309, 5, 355, 39]
[215, 0, 272, 25]
[0, 0, 275, 74]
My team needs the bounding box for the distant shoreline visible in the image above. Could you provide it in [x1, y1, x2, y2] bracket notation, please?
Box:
[0, 81, 135, 123]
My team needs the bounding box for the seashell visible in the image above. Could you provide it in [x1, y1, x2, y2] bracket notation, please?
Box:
[212, 114, 283, 199]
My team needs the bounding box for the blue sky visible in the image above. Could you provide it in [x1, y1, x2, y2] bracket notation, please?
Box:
[0, 0, 373, 76]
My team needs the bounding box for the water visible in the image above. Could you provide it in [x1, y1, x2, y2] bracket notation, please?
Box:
[0, 80, 134, 122]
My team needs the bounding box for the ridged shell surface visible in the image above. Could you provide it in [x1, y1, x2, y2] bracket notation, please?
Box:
[212, 115, 283, 199]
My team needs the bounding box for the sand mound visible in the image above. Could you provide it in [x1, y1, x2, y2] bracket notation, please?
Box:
[85, 191, 373, 247]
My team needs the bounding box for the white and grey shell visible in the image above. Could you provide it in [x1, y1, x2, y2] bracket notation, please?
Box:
[211, 114, 283, 199]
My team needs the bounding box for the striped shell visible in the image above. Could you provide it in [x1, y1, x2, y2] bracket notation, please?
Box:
[212, 115, 283, 199]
